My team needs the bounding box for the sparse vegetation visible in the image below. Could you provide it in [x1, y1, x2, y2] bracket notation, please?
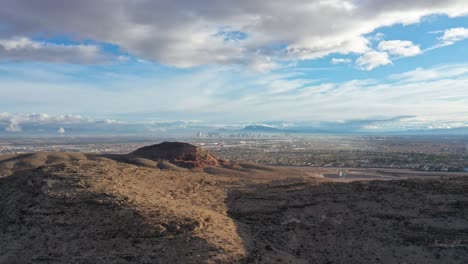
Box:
[1, 140, 467, 263]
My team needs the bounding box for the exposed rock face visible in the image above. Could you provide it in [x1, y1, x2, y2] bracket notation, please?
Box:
[131, 142, 220, 168]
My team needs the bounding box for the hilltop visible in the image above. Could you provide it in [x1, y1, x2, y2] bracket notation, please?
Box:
[1, 143, 468, 263]
[130, 142, 221, 168]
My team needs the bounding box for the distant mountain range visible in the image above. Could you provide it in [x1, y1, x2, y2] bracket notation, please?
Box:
[0, 121, 467, 137]
[240, 124, 468, 135]
[241, 125, 284, 133]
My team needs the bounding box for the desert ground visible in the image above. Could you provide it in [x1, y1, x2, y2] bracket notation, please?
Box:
[1, 142, 467, 263]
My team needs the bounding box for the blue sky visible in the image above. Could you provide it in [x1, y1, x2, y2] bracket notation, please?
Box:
[0, 1, 468, 134]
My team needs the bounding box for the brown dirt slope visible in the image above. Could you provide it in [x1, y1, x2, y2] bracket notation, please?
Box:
[0, 158, 248, 263]
[1, 143, 468, 263]
[0, 152, 88, 177]
[229, 177, 468, 263]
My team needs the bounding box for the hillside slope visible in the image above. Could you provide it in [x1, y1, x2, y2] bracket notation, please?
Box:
[1, 142, 467, 263]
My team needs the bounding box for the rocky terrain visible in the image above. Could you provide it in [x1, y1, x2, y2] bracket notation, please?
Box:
[130, 142, 221, 169]
[1, 142, 467, 263]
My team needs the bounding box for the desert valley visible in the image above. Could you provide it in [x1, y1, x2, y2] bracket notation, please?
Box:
[2, 1, 468, 263]
[1, 142, 467, 263]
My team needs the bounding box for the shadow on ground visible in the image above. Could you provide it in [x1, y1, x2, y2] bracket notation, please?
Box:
[227, 177, 468, 264]
[1, 156, 468, 264]
[0, 168, 218, 264]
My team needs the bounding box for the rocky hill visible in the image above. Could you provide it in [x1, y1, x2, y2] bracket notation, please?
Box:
[130, 142, 220, 168]
[1, 143, 468, 263]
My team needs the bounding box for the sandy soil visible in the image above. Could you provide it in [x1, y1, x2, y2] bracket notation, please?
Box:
[0, 149, 467, 263]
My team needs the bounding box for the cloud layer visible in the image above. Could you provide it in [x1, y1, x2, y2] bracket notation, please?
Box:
[378, 40, 421, 57]
[1, 62, 468, 128]
[0, 37, 108, 64]
[1, 1, 468, 133]
[1, 111, 467, 135]
[0, 0, 467, 67]
[0, 113, 93, 132]
[356, 51, 392, 70]
[440, 27, 468, 46]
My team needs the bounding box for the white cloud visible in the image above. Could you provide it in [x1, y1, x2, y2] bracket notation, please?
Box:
[1, 63, 468, 127]
[0, 112, 91, 124]
[422, 27, 468, 51]
[248, 57, 280, 73]
[368, 32, 385, 42]
[259, 77, 309, 94]
[0, 113, 93, 132]
[331, 58, 352, 64]
[378, 40, 421, 57]
[441, 27, 468, 42]
[0, 112, 220, 134]
[5, 119, 22, 132]
[390, 64, 468, 82]
[0, 1, 467, 67]
[103, 119, 126, 125]
[356, 51, 392, 70]
[0, 37, 109, 64]
[440, 27, 468, 45]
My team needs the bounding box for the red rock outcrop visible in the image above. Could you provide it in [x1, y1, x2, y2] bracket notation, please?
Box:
[131, 142, 219, 168]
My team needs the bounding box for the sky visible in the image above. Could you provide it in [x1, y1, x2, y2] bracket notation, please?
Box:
[0, 0, 468, 135]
